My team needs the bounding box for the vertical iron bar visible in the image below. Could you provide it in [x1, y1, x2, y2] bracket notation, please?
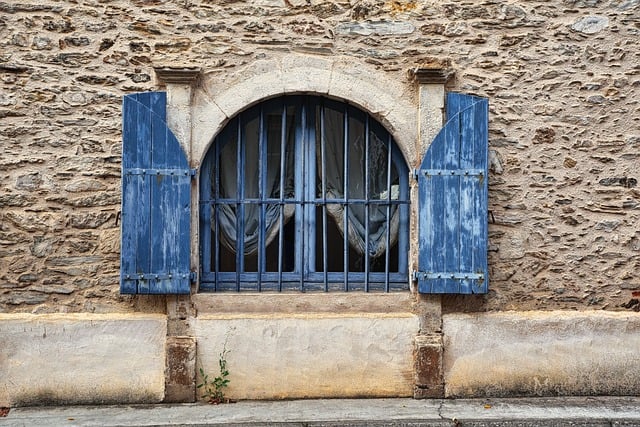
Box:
[398, 164, 409, 275]
[320, 102, 328, 292]
[235, 116, 243, 292]
[384, 133, 392, 292]
[300, 100, 306, 292]
[364, 114, 370, 292]
[257, 105, 266, 292]
[293, 99, 305, 292]
[214, 134, 221, 292]
[278, 101, 286, 291]
[343, 104, 349, 292]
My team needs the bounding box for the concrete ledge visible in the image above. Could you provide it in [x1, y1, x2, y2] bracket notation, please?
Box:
[192, 293, 415, 315]
[0, 313, 167, 406]
[192, 313, 418, 399]
[443, 311, 640, 397]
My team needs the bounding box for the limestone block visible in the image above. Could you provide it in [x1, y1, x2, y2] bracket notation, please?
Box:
[0, 314, 166, 406]
[192, 313, 418, 399]
[443, 311, 640, 397]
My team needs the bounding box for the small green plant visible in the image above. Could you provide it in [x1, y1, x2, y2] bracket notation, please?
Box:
[197, 343, 230, 404]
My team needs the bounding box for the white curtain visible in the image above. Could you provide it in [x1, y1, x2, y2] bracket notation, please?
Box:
[214, 103, 399, 259]
[215, 115, 295, 256]
[320, 108, 399, 258]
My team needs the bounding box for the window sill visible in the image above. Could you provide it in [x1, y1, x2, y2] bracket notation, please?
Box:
[191, 292, 415, 315]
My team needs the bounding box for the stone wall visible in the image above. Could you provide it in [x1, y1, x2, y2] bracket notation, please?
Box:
[1, 0, 640, 313]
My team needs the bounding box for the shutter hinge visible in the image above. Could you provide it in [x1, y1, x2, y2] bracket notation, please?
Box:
[125, 168, 197, 177]
[416, 169, 485, 177]
[413, 271, 484, 281]
[123, 272, 192, 281]
[412, 169, 419, 180]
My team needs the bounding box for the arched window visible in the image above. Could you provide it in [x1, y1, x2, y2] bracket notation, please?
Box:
[199, 95, 410, 292]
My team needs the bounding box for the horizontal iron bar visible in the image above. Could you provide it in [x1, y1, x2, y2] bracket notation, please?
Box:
[413, 271, 484, 281]
[125, 168, 197, 176]
[201, 271, 408, 283]
[199, 281, 409, 292]
[200, 199, 410, 205]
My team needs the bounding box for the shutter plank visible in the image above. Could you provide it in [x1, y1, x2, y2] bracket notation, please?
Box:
[442, 113, 461, 293]
[134, 97, 152, 294]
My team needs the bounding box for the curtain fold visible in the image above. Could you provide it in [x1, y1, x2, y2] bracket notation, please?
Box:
[215, 114, 295, 256]
[320, 107, 399, 258]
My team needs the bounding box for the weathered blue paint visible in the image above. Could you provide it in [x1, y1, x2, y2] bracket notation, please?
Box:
[417, 93, 489, 294]
[120, 92, 191, 294]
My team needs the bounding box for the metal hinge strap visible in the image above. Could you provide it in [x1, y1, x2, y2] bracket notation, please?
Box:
[122, 272, 193, 281]
[125, 168, 197, 177]
[418, 169, 484, 177]
[413, 271, 484, 281]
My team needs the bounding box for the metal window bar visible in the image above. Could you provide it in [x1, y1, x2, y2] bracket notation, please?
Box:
[235, 117, 243, 292]
[342, 103, 349, 292]
[214, 128, 222, 291]
[277, 102, 287, 291]
[364, 114, 370, 292]
[385, 133, 392, 292]
[320, 103, 329, 291]
[201, 96, 410, 292]
[257, 105, 266, 292]
[295, 100, 305, 292]
[304, 100, 317, 291]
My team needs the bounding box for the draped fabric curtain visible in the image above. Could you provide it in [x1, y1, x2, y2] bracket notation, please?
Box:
[320, 107, 400, 258]
[215, 114, 295, 256]
[212, 101, 399, 259]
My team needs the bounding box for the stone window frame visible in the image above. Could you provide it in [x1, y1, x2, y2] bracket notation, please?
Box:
[155, 54, 449, 317]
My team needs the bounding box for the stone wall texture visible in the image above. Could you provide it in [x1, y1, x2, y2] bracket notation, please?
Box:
[1, 0, 639, 313]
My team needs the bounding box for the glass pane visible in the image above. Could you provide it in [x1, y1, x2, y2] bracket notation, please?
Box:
[316, 105, 344, 199]
[218, 121, 238, 199]
[348, 111, 366, 199]
[243, 112, 260, 199]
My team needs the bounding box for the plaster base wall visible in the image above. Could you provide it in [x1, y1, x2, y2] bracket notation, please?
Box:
[443, 311, 640, 397]
[0, 314, 166, 407]
[192, 313, 418, 399]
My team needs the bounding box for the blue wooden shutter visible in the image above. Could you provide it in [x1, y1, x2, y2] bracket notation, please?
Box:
[120, 92, 193, 294]
[416, 93, 488, 294]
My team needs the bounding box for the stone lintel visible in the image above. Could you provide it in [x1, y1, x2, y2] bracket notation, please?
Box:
[412, 67, 454, 85]
[154, 67, 201, 85]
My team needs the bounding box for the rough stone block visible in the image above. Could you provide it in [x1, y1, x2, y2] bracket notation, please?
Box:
[414, 334, 444, 398]
[164, 336, 196, 403]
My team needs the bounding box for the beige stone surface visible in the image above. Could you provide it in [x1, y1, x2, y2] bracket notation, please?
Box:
[443, 311, 640, 397]
[0, 314, 166, 406]
[0, 0, 639, 316]
[192, 313, 418, 399]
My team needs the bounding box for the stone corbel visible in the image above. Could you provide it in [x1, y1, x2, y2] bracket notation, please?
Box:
[411, 61, 454, 157]
[153, 67, 201, 160]
[154, 67, 201, 85]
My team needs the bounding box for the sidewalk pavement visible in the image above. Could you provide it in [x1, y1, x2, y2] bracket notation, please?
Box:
[2, 396, 640, 426]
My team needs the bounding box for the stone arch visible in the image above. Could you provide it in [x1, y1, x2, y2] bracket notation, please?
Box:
[191, 54, 417, 167]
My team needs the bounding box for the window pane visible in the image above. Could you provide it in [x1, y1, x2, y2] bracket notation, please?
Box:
[242, 112, 260, 199]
